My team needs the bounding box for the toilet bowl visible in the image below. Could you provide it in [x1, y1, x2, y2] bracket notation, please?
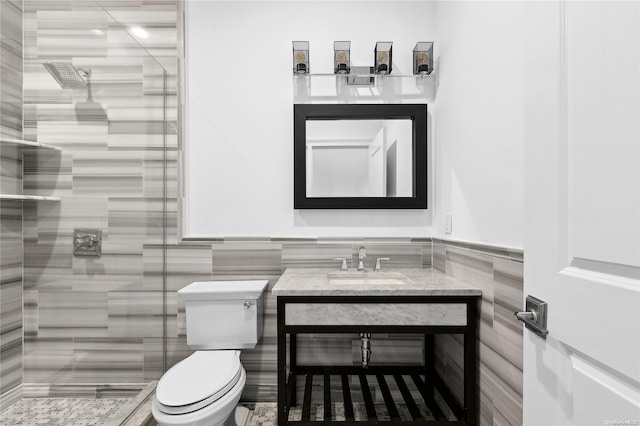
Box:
[152, 280, 269, 426]
[152, 351, 246, 425]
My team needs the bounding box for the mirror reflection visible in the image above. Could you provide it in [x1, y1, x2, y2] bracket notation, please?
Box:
[293, 103, 427, 209]
[306, 120, 413, 198]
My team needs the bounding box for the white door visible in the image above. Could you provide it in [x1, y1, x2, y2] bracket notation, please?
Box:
[524, 1, 640, 425]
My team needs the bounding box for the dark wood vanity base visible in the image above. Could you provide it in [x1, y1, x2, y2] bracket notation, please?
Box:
[276, 295, 479, 426]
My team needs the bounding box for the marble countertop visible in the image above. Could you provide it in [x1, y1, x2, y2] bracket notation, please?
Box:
[272, 268, 481, 296]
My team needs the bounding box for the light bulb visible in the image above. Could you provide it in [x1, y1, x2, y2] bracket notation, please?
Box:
[377, 52, 388, 64]
[296, 52, 306, 63]
[336, 52, 347, 63]
[130, 26, 148, 38]
[417, 52, 428, 65]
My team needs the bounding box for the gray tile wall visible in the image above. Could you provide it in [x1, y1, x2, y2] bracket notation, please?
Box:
[21, 0, 178, 389]
[0, 0, 24, 410]
[0, 0, 23, 141]
[432, 238, 523, 426]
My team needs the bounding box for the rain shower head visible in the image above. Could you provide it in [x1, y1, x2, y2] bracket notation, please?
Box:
[43, 62, 90, 89]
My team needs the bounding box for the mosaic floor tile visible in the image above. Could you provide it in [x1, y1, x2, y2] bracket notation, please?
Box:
[246, 401, 433, 425]
[0, 397, 130, 425]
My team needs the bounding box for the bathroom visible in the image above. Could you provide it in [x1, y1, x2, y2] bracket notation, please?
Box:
[0, 1, 638, 425]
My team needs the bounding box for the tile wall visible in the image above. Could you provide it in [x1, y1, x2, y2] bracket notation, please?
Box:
[0, 0, 24, 410]
[0, 198, 23, 409]
[433, 238, 524, 426]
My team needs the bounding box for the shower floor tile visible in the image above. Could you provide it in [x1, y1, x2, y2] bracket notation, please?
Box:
[0, 397, 130, 425]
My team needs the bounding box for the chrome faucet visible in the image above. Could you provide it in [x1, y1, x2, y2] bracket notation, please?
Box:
[374, 257, 390, 271]
[357, 246, 366, 271]
[334, 257, 349, 271]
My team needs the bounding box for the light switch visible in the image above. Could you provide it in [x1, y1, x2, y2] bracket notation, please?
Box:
[445, 214, 452, 234]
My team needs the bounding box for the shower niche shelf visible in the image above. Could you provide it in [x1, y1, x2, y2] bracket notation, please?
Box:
[0, 194, 61, 201]
[0, 137, 62, 202]
[0, 137, 62, 152]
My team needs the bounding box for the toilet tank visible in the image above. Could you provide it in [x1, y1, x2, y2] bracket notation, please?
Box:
[178, 280, 269, 350]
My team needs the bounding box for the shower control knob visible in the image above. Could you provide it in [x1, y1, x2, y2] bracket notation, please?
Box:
[73, 234, 98, 248]
[72, 229, 102, 257]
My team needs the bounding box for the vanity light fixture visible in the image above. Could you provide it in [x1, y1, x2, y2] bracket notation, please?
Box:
[292, 41, 310, 74]
[290, 41, 435, 77]
[413, 42, 434, 76]
[374, 42, 392, 75]
[334, 41, 351, 74]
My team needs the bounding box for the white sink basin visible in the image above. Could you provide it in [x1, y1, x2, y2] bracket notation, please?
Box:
[327, 271, 411, 285]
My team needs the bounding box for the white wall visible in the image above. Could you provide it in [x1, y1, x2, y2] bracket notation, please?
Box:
[433, 2, 525, 248]
[186, 1, 436, 238]
[186, 1, 526, 246]
[311, 146, 370, 197]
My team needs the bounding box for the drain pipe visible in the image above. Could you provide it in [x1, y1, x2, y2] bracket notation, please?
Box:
[360, 333, 372, 368]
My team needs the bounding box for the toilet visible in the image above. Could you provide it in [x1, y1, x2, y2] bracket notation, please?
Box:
[152, 280, 269, 426]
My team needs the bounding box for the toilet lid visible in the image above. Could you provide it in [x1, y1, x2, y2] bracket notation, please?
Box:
[156, 350, 242, 415]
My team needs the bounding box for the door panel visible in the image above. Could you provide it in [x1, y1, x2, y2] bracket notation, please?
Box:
[524, 1, 640, 425]
[567, 1, 640, 267]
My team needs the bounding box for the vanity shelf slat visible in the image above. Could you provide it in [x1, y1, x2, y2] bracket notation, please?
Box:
[302, 374, 313, 422]
[323, 374, 331, 423]
[411, 374, 446, 421]
[285, 367, 466, 425]
[341, 374, 354, 421]
[359, 373, 377, 420]
[394, 374, 423, 421]
[377, 374, 401, 420]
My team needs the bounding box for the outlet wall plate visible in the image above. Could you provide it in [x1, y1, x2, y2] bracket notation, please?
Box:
[444, 213, 453, 234]
[73, 228, 102, 257]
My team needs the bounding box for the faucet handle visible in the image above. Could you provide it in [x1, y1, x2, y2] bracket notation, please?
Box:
[334, 257, 349, 270]
[374, 257, 390, 271]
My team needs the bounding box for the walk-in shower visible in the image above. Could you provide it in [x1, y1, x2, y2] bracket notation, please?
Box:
[0, 0, 173, 424]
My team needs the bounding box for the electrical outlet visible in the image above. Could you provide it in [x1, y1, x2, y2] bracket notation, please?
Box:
[445, 214, 453, 234]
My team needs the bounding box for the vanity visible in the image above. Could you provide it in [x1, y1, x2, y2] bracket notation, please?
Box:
[273, 268, 481, 425]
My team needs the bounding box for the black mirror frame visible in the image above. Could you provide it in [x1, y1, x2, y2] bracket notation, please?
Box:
[294, 103, 428, 209]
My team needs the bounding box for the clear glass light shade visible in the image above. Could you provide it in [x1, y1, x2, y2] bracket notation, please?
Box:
[374, 42, 393, 75]
[334, 41, 351, 74]
[293, 41, 310, 74]
[413, 42, 434, 75]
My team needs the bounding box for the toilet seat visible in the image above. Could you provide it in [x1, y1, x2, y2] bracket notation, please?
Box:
[155, 350, 242, 415]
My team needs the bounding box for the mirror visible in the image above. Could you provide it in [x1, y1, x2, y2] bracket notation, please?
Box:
[294, 104, 427, 209]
